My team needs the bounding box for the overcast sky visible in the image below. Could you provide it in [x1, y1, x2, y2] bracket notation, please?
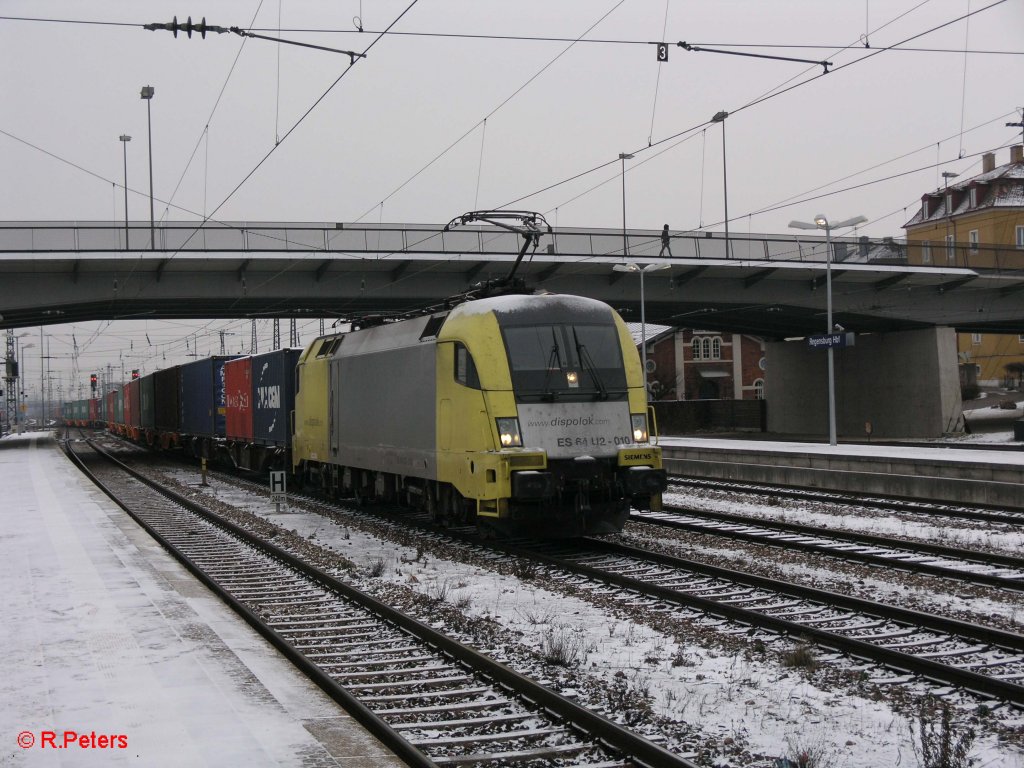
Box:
[2, 0, 1022, 400]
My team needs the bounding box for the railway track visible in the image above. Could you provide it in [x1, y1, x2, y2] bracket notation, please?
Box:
[667, 477, 1024, 525]
[87, 441, 1024, 709]
[630, 507, 1024, 591]
[503, 538, 1024, 708]
[64, 436, 693, 768]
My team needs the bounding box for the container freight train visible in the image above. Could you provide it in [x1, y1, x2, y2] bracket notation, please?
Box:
[64, 293, 666, 537]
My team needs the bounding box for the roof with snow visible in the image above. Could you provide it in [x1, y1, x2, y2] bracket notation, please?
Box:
[904, 148, 1024, 229]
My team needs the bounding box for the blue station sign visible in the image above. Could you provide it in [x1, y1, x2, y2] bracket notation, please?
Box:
[808, 332, 856, 349]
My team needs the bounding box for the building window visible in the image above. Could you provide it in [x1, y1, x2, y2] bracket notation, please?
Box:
[945, 234, 955, 263]
[968, 230, 979, 254]
[1019, 334, 1024, 344]
[922, 241, 932, 264]
[694, 335, 722, 361]
[969, 187, 977, 207]
[971, 333, 982, 345]
[922, 199, 929, 218]
[1016, 225, 1024, 249]
[753, 379, 764, 400]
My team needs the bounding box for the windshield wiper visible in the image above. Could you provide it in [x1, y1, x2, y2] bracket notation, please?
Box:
[573, 328, 608, 400]
[540, 328, 562, 401]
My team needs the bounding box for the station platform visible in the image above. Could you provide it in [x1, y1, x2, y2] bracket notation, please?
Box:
[0, 433, 404, 767]
[659, 436, 1024, 509]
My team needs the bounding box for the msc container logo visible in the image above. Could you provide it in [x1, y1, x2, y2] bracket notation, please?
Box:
[258, 385, 281, 409]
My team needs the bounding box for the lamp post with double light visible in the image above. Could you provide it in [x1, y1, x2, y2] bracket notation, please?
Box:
[788, 214, 867, 446]
[119, 134, 131, 249]
[618, 153, 634, 258]
[613, 262, 671, 392]
[140, 86, 155, 250]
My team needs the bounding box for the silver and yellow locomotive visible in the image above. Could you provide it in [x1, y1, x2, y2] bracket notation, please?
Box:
[292, 292, 665, 537]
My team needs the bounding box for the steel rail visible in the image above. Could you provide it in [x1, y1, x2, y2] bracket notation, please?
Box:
[632, 507, 1024, 591]
[68, 437, 696, 768]
[61, 438, 439, 768]
[498, 537, 1024, 707]
[193, 463, 1024, 707]
[668, 477, 1024, 522]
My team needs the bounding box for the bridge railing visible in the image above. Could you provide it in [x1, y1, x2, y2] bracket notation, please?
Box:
[1, 221, 1021, 272]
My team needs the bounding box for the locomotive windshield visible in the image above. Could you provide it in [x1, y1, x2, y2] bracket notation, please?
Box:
[502, 323, 627, 401]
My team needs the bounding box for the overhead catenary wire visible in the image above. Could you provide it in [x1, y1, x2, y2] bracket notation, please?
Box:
[646, 0, 671, 147]
[474, 119, 487, 210]
[350, 0, 628, 225]
[3, 13, 1022, 57]
[162, 0, 423, 273]
[5, 3, 1020, 354]
[158, 0, 269, 224]
[275, 0, 283, 146]
[494, 0, 1007, 216]
[958, 0, 972, 159]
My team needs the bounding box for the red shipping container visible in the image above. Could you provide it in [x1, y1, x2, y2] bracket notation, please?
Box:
[105, 391, 116, 424]
[89, 398, 99, 422]
[123, 381, 136, 428]
[224, 356, 253, 441]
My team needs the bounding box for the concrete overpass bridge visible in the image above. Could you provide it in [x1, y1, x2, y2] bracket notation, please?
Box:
[1, 221, 1023, 338]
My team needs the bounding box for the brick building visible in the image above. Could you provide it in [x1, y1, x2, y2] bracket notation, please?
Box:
[629, 324, 766, 401]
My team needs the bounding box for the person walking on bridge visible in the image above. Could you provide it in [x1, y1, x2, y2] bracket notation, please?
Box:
[659, 224, 673, 257]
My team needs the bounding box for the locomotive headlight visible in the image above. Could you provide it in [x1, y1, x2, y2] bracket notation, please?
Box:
[631, 414, 649, 443]
[566, 370, 579, 388]
[496, 417, 522, 447]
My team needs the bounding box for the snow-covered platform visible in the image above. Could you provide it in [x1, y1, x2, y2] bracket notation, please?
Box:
[659, 436, 1024, 509]
[0, 433, 405, 767]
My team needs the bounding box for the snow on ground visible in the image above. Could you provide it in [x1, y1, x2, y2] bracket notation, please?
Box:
[662, 488, 1024, 558]
[162, 466, 1023, 767]
[658, 434, 1024, 464]
[0, 434, 403, 767]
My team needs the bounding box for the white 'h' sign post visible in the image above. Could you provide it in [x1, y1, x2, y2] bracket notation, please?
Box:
[270, 471, 287, 512]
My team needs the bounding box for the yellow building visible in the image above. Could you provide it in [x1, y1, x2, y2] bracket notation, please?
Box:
[904, 145, 1024, 386]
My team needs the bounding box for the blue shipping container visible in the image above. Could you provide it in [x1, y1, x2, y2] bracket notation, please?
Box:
[179, 356, 239, 438]
[252, 348, 301, 447]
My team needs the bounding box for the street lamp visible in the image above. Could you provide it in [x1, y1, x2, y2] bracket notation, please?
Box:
[140, 85, 155, 250]
[618, 153, 634, 258]
[613, 262, 671, 392]
[789, 214, 867, 446]
[711, 111, 730, 258]
[119, 134, 131, 249]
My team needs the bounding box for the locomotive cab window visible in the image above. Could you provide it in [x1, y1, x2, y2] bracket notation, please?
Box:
[454, 342, 481, 389]
[502, 323, 626, 401]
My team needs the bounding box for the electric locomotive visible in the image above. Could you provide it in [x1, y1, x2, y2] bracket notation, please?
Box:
[292, 290, 666, 537]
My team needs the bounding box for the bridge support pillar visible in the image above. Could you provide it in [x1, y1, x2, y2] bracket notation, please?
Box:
[765, 327, 964, 439]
